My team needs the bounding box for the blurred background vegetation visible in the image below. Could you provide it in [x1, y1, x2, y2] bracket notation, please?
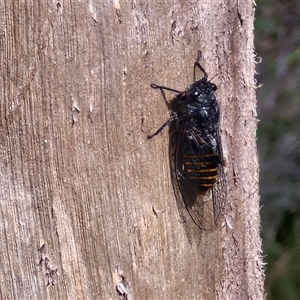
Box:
[255, 0, 300, 299]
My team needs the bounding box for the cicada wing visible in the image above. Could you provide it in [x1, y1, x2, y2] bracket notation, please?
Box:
[211, 163, 227, 225]
[169, 118, 197, 226]
[210, 127, 227, 225]
[171, 118, 226, 230]
[178, 177, 216, 230]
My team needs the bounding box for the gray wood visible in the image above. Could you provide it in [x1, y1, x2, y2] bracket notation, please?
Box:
[0, 0, 264, 299]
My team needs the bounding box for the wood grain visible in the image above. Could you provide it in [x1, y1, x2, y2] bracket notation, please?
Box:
[0, 1, 264, 299]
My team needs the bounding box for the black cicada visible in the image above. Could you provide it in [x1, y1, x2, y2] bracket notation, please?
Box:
[148, 51, 226, 230]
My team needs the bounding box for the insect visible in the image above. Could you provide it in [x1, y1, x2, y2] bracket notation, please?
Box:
[148, 51, 226, 230]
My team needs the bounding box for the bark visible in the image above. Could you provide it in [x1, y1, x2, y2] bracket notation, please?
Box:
[0, 0, 264, 299]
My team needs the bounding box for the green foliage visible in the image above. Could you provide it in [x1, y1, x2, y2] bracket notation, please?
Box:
[288, 48, 300, 67]
[256, 0, 300, 298]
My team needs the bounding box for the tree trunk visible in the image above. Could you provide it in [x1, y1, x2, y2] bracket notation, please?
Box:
[0, 0, 264, 299]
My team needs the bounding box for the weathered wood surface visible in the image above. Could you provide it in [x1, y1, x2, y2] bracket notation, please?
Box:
[0, 1, 264, 299]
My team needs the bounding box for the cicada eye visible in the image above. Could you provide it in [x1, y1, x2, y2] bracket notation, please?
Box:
[211, 83, 217, 91]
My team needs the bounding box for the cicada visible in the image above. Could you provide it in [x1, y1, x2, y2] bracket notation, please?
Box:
[148, 51, 226, 230]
